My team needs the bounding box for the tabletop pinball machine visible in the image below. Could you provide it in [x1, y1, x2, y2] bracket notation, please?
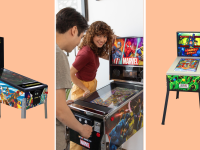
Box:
[0, 37, 48, 118]
[162, 32, 200, 125]
[68, 36, 144, 150]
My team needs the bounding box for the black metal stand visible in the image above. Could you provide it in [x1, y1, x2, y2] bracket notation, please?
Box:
[162, 77, 169, 125]
[176, 91, 179, 99]
[162, 79, 200, 125]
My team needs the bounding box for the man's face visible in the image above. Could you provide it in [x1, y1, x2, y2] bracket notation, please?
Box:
[63, 26, 84, 52]
[68, 30, 84, 52]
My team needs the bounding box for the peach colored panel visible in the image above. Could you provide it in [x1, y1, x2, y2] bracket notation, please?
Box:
[0, 0, 54, 150]
[147, 0, 200, 150]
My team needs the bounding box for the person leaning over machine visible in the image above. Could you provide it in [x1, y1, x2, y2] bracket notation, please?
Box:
[70, 21, 116, 150]
[56, 7, 93, 150]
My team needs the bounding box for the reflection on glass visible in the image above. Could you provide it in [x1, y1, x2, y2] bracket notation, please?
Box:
[91, 87, 138, 108]
[0, 69, 36, 85]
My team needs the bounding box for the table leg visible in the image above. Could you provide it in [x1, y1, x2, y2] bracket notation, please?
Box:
[44, 96, 47, 119]
[162, 77, 170, 125]
[176, 91, 179, 99]
[21, 98, 26, 119]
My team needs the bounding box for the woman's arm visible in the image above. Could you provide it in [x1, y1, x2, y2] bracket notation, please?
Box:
[70, 65, 90, 97]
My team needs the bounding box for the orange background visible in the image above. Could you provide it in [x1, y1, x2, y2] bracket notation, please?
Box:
[0, 1, 54, 150]
[147, 0, 200, 150]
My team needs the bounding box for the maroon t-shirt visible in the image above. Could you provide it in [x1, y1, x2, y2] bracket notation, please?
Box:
[72, 46, 100, 81]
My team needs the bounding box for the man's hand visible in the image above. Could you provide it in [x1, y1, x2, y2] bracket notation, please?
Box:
[66, 100, 74, 105]
[79, 124, 93, 139]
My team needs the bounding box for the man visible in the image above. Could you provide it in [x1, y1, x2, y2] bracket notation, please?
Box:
[56, 7, 92, 150]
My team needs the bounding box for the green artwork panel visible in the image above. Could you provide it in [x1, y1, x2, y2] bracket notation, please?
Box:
[167, 75, 200, 91]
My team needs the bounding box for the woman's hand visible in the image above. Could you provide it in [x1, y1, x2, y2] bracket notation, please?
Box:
[112, 34, 118, 44]
[83, 89, 90, 97]
[66, 100, 74, 105]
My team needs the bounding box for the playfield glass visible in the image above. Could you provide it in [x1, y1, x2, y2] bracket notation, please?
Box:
[174, 58, 199, 72]
[0, 68, 36, 86]
[112, 37, 143, 65]
[90, 87, 138, 108]
[177, 32, 200, 57]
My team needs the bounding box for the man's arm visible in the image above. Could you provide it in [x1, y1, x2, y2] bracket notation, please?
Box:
[56, 89, 92, 138]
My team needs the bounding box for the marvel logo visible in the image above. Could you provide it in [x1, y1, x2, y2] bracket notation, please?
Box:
[122, 57, 139, 65]
[179, 84, 189, 88]
[80, 139, 90, 148]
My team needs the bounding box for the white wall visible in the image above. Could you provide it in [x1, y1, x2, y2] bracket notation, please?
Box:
[55, 0, 144, 149]
[88, 0, 143, 89]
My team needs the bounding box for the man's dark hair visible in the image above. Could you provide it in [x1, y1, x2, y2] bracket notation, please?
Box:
[56, 7, 88, 36]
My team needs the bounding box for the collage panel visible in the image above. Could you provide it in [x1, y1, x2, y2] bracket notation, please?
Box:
[56, 0, 143, 150]
[147, 0, 200, 150]
[0, 1, 54, 150]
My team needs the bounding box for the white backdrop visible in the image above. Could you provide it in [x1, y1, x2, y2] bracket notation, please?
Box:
[55, 0, 143, 149]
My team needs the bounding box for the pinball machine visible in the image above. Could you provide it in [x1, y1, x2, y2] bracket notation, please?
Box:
[68, 36, 144, 150]
[162, 32, 200, 125]
[0, 37, 48, 118]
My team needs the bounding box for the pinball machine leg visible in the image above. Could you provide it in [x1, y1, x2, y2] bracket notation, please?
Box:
[162, 78, 170, 125]
[21, 98, 26, 119]
[44, 96, 47, 119]
[176, 91, 179, 99]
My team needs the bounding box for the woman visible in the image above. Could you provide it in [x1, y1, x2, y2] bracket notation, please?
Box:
[70, 21, 114, 150]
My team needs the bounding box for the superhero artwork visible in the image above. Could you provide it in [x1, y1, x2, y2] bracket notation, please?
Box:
[0, 80, 24, 109]
[105, 93, 143, 150]
[174, 58, 199, 72]
[0, 80, 48, 110]
[90, 87, 138, 108]
[25, 88, 48, 109]
[167, 75, 200, 91]
[177, 33, 200, 57]
[112, 37, 143, 66]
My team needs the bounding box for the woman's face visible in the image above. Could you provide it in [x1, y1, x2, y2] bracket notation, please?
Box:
[93, 34, 107, 48]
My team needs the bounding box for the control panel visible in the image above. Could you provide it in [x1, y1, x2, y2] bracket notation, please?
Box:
[70, 112, 104, 150]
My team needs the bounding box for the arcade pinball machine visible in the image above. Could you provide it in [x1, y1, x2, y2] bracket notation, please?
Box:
[0, 37, 48, 118]
[68, 36, 144, 150]
[162, 32, 200, 125]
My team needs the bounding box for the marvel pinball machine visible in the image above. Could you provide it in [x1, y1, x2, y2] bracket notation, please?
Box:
[0, 37, 48, 118]
[162, 32, 200, 125]
[68, 36, 144, 150]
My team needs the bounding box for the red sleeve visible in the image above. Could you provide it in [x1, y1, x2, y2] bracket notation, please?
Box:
[72, 46, 91, 71]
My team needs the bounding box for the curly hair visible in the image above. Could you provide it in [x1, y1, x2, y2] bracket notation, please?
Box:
[78, 21, 114, 57]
